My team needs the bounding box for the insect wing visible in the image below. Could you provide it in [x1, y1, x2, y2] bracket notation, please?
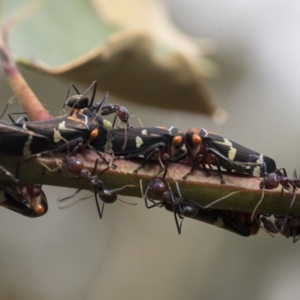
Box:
[0, 189, 32, 216]
[203, 131, 276, 175]
[0, 121, 50, 156]
[110, 127, 175, 156]
[19, 116, 92, 148]
[201, 209, 253, 236]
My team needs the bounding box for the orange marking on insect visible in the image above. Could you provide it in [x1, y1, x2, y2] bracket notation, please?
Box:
[35, 204, 45, 215]
[173, 135, 183, 146]
[90, 129, 99, 140]
[191, 134, 202, 146]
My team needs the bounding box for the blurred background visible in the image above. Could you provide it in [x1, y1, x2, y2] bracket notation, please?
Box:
[1, 0, 300, 299]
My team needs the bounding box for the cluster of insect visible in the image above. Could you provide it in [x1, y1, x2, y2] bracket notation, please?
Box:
[0, 81, 299, 242]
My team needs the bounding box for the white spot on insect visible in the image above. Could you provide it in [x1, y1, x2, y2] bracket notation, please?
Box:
[256, 154, 264, 164]
[136, 136, 143, 148]
[104, 136, 113, 153]
[200, 128, 208, 137]
[168, 126, 174, 134]
[103, 119, 113, 130]
[225, 139, 237, 161]
[141, 129, 148, 135]
[22, 132, 33, 157]
[214, 138, 237, 161]
[53, 129, 63, 143]
[5, 170, 12, 177]
[0, 190, 6, 204]
[214, 217, 225, 227]
[22, 124, 27, 130]
[58, 121, 76, 131]
[253, 154, 264, 176]
[58, 121, 67, 129]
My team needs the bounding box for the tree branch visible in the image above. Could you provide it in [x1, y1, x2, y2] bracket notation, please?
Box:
[0, 151, 297, 215]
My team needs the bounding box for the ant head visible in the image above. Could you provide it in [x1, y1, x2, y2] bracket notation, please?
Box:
[261, 173, 280, 190]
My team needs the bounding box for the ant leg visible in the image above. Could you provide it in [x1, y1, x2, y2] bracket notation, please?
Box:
[86, 144, 116, 169]
[57, 187, 84, 203]
[279, 187, 297, 232]
[129, 115, 144, 127]
[90, 159, 99, 176]
[112, 114, 118, 128]
[95, 92, 110, 113]
[37, 137, 84, 158]
[251, 185, 265, 222]
[60, 83, 80, 114]
[168, 188, 184, 234]
[39, 159, 62, 173]
[94, 192, 105, 219]
[86, 81, 97, 107]
[1, 95, 16, 119]
[260, 216, 278, 236]
[0, 165, 19, 183]
[121, 126, 128, 151]
[203, 191, 241, 209]
[109, 184, 136, 194]
[161, 159, 170, 182]
[173, 206, 184, 234]
[293, 226, 300, 243]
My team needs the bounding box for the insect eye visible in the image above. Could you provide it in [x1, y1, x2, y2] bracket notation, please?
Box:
[191, 134, 202, 146]
[90, 129, 99, 140]
[34, 203, 46, 215]
[173, 135, 183, 147]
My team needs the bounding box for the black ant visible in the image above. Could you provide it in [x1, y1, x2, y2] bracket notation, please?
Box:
[44, 155, 136, 218]
[61, 81, 143, 150]
[140, 177, 201, 234]
[61, 81, 98, 115]
[140, 159, 240, 234]
[274, 215, 300, 243]
[252, 167, 300, 221]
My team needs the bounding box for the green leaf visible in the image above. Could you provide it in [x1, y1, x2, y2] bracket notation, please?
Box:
[3, 0, 224, 118]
